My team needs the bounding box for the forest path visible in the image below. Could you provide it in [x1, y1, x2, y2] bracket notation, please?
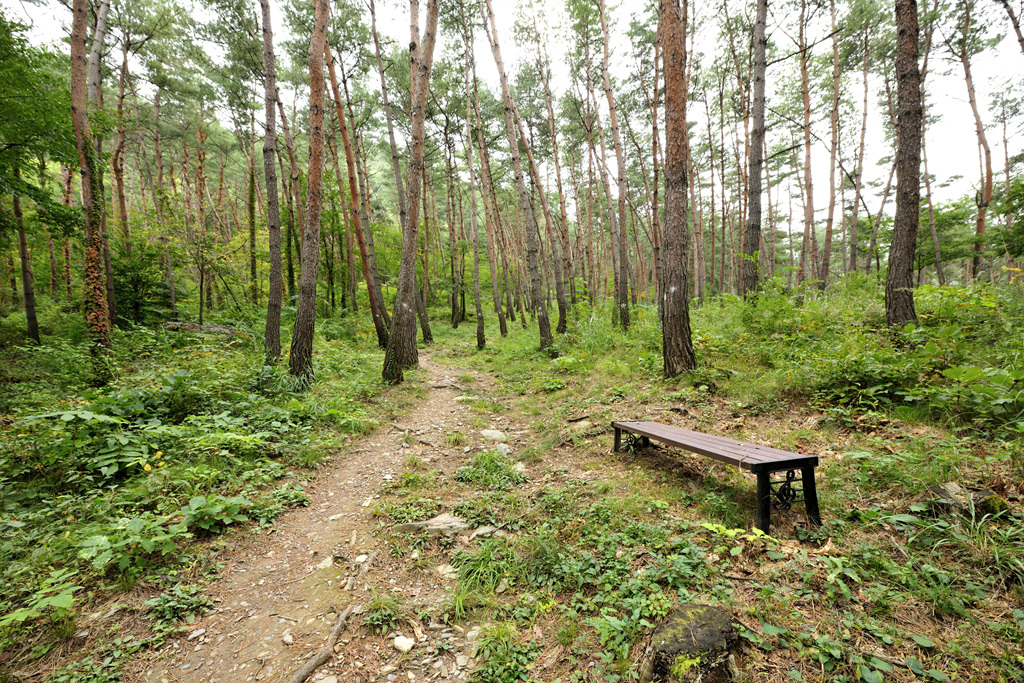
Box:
[136, 352, 519, 683]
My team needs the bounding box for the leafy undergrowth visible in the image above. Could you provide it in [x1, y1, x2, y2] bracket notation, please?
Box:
[0, 306, 402, 679]
[414, 277, 1024, 681]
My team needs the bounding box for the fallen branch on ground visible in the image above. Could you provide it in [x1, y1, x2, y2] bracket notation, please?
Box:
[285, 603, 355, 683]
[284, 551, 377, 683]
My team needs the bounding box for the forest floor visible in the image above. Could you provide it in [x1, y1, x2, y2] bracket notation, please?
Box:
[5, 287, 1024, 683]
[120, 339, 1008, 683]
[132, 352, 513, 683]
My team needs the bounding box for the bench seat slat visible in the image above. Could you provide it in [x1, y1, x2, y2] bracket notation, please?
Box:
[612, 421, 813, 471]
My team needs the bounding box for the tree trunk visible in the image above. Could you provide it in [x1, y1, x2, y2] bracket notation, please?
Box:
[886, 0, 922, 326]
[742, 0, 768, 296]
[850, 26, 870, 272]
[327, 55, 389, 349]
[288, 0, 329, 380]
[383, 0, 440, 383]
[480, 0, 552, 351]
[597, 0, 631, 330]
[661, 0, 696, 376]
[71, 0, 112, 355]
[13, 183, 39, 343]
[472, 73, 508, 336]
[798, 0, 816, 284]
[955, 2, 994, 280]
[462, 14, 486, 349]
[820, 0, 841, 289]
[260, 0, 284, 360]
[997, 0, 1024, 55]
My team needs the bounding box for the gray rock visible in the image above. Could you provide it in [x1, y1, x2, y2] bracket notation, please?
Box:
[640, 603, 737, 683]
[495, 443, 512, 456]
[480, 429, 507, 442]
[395, 513, 469, 537]
[394, 636, 416, 653]
[468, 526, 498, 541]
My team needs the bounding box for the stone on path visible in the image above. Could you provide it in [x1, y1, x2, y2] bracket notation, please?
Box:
[640, 603, 737, 683]
[495, 443, 512, 456]
[394, 513, 469, 537]
[393, 636, 416, 653]
[480, 429, 506, 442]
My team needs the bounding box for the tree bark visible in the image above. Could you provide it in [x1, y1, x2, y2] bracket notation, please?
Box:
[996, 0, 1024, 55]
[13, 179, 39, 343]
[953, 2, 994, 280]
[71, 0, 112, 355]
[597, 0, 631, 330]
[742, 0, 768, 296]
[661, 0, 696, 377]
[260, 0, 283, 360]
[480, 0, 552, 351]
[287, 0, 329, 380]
[886, 0, 922, 326]
[327, 54, 389, 349]
[462, 15, 486, 349]
[383, 0, 440, 383]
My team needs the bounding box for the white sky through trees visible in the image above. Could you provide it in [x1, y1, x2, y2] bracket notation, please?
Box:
[4, 0, 1021, 228]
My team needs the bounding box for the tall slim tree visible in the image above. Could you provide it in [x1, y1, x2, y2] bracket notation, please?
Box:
[382, 0, 440, 384]
[287, 0, 329, 380]
[661, 0, 696, 376]
[260, 0, 283, 361]
[480, 0, 553, 351]
[741, 0, 768, 296]
[597, 0, 631, 330]
[70, 0, 112, 354]
[886, 0, 922, 325]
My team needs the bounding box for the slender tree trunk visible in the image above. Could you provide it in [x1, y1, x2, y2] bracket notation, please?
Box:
[661, 0, 696, 376]
[997, 0, 1024, 55]
[820, 0, 841, 289]
[112, 46, 131, 249]
[278, 93, 305, 259]
[954, 2, 994, 279]
[261, 0, 283, 360]
[383, 0, 440, 383]
[71, 0, 112, 355]
[742, 0, 768, 296]
[480, 0, 552, 350]
[461, 13, 486, 349]
[798, 0, 816, 284]
[511, 99, 568, 335]
[597, 0, 631, 330]
[473, 76, 508, 336]
[288, 0, 329, 380]
[850, 26, 870, 272]
[327, 56, 389, 349]
[886, 0, 922, 326]
[13, 182, 39, 343]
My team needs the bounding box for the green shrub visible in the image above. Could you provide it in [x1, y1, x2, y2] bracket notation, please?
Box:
[178, 494, 249, 534]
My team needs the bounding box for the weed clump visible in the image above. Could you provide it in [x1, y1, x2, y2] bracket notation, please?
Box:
[455, 451, 528, 491]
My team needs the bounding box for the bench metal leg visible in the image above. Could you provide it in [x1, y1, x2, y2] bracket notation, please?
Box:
[613, 427, 621, 452]
[756, 472, 771, 533]
[802, 466, 822, 527]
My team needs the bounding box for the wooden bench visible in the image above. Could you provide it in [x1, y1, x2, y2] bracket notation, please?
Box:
[612, 421, 821, 534]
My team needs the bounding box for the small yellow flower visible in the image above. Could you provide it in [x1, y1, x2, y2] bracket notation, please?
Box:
[144, 463, 152, 472]
[155, 451, 163, 457]
[159, 461, 165, 467]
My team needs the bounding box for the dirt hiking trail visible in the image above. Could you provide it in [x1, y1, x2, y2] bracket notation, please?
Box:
[137, 354, 521, 683]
